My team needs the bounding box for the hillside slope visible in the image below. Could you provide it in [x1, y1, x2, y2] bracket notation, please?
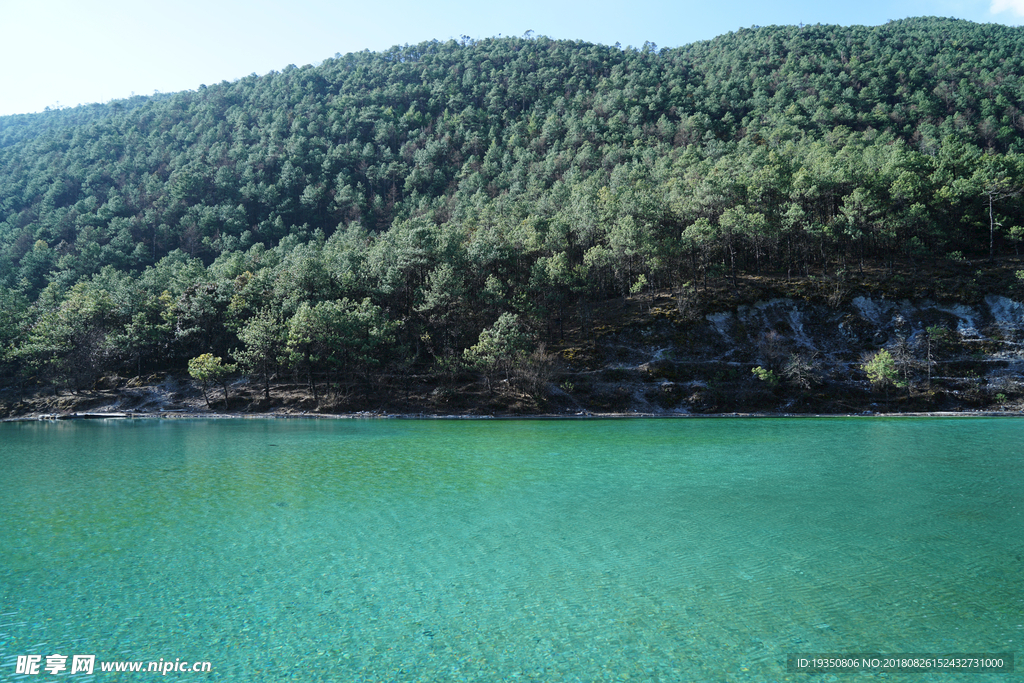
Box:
[2, 18, 1024, 413]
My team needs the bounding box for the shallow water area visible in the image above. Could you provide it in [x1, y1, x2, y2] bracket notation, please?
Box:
[0, 417, 1021, 681]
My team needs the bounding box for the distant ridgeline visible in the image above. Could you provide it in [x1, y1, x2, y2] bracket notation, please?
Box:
[1, 17, 1024, 405]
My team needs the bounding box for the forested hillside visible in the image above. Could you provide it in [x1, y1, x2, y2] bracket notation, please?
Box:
[2, 17, 1024, 413]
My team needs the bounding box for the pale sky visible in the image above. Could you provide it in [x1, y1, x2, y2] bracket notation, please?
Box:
[0, 0, 1021, 117]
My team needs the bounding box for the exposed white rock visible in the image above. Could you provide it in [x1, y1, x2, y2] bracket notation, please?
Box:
[851, 296, 896, 326]
[936, 303, 981, 338]
[706, 311, 733, 338]
[986, 295, 1024, 334]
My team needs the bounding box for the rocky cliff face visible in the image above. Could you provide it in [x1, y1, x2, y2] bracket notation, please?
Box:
[556, 295, 1024, 414]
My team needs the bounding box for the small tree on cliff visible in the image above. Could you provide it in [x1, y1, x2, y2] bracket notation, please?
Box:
[862, 349, 900, 403]
[188, 353, 236, 409]
[464, 312, 529, 391]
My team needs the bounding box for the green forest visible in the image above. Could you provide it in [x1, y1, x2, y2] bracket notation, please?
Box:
[2, 17, 1023, 411]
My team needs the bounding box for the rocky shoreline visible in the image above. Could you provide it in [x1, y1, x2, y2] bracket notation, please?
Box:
[4, 292, 1024, 421]
[5, 407, 1021, 423]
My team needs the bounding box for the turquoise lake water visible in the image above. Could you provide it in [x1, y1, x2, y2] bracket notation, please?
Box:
[0, 417, 1021, 681]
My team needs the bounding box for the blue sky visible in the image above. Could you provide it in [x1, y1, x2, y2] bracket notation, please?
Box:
[1, 0, 1021, 117]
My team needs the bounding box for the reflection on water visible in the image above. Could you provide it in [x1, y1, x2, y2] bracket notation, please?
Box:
[1, 417, 1021, 681]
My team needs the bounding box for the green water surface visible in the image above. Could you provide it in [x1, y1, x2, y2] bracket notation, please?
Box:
[0, 417, 1021, 681]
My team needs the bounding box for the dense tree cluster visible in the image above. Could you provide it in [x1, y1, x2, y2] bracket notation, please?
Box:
[1, 18, 1023, 400]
